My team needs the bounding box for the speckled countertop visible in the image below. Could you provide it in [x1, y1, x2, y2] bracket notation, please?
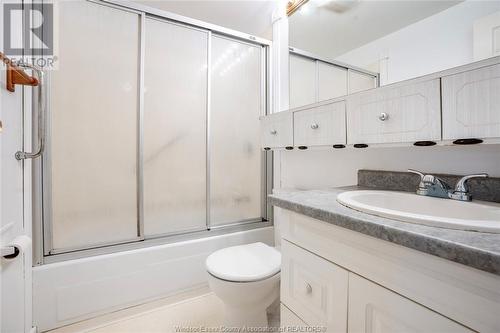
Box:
[269, 187, 500, 276]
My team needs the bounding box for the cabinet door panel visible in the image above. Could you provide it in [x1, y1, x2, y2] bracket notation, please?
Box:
[260, 112, 293, 149]
[294, 101, 346, 147]
[347, 79, 441, 144]
[281, 240, 348, 332]
[348, 274, 472, 333]
[442, 63, 500, 140]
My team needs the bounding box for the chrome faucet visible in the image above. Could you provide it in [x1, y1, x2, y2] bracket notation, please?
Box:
[408, 169, 488, 202]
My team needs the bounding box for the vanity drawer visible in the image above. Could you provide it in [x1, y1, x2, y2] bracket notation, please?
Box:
[294, 101, 346, 147]
[346, 78, 441, 145]
[281, 239, 348, 332]
[260, 112, 293, 149]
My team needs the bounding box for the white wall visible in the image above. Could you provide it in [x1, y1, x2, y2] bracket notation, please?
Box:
[336, 1, 500, 85]
[276, 145, 500, 191]
[33, 227, 273, 332]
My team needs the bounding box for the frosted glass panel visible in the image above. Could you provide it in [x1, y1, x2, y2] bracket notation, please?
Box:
[210, 36, 263, 226]
[349, 70, 377, 94]
[50, 1, 140, 250]
[290, 54, 317, 108]
[143, 19, 208, 235]
[318, 61, 348, 101]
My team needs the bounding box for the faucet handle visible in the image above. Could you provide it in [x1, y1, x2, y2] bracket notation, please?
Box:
[454, 173, 488, 193]
[408, 169, 434, 186]
[408, 169, 425, 179]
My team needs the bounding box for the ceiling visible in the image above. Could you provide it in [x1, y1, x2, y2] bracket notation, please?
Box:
[133, 0, 279, 40]
[289, 0, 462, 58]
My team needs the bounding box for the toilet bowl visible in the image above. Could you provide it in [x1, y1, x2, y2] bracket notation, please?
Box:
[206, 242, 281, 328]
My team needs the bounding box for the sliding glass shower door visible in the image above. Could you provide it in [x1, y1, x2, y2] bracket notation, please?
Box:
[209, 36, 264, 226]
[41, 0, 269, 257]
[143, 18, 208, 236]
[48, 1, 141, 251]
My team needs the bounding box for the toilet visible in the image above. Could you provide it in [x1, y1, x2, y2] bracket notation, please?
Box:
[206, 242, 281, 327]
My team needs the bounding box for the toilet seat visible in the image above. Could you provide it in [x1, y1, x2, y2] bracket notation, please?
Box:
[206, 242, 281, 282]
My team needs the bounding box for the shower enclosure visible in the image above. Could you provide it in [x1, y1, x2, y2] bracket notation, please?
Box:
[33, 0, 271, 263]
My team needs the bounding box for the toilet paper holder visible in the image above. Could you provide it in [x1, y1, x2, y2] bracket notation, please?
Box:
[1, 245, 20, 259]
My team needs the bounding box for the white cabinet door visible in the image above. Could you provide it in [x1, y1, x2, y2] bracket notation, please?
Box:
[290, 54, 317, 108]
[348, 274, 473, 333]
[347, 79, 441, 145]
[348, 70, 377, 94]
[281, 240, 348, 333]
[318, 62, 348, 101]
[260, 112, 293, 149]
[442, 63, 500, 140]
[294, 101, 346, 147]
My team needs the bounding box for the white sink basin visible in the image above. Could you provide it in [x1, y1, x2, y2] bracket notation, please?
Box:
[337, 190, 500, 233]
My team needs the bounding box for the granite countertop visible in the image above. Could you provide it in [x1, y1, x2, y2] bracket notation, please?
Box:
[269, 186, 500, 276]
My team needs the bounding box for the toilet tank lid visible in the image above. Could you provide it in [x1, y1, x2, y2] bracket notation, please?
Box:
[206, 242, 281, 282]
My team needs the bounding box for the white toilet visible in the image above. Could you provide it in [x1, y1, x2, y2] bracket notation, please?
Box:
[206, 242, 281, 327]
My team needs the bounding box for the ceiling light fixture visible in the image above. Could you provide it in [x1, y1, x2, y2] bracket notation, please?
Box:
[287, 0, 309, 16]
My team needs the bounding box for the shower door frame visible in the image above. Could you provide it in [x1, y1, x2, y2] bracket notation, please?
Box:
[33, 0, 273, 265]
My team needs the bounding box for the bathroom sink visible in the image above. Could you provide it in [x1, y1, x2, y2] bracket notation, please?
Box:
[337, 190, 500, 233]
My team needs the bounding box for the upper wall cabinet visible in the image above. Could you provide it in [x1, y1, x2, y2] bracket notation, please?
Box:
[347, 79, 441, 145]
[442, 63, 500, 140]
[261, 112, 294, 149]
[294, 101, 346, 147]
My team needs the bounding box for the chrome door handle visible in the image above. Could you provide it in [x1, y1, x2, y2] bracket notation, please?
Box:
[310, 123, 319, 130]
[15, 63, 45, 160]
[270, 129, 277, 135]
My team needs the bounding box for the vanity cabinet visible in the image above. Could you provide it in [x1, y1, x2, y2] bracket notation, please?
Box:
[260, 112, 293, 149]
[442, 63, 500, 140]
[346, 79, 441, 145]
[278, 208, 500, 333]
[293, 101, 346, 147]
[348, 274, 473, 333]
[281, 240, 348, 332]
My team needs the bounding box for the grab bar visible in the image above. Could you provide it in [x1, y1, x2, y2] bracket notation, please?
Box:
[15, 63, 45, 160]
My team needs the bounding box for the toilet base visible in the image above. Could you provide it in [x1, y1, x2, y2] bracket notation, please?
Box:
[207, 272, 280, 329]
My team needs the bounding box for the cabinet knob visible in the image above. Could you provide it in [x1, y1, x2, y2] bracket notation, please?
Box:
[305, 283, 313, 294]
[379, 112, 389, 121]
[270, 129, 277, 135]
[310, 123, 319, 130]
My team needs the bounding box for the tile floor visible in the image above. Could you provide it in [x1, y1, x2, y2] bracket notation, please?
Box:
[47, 287, 280, 333]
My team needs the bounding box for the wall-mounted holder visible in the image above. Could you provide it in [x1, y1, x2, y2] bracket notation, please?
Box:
[0, 52, 39, 92]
